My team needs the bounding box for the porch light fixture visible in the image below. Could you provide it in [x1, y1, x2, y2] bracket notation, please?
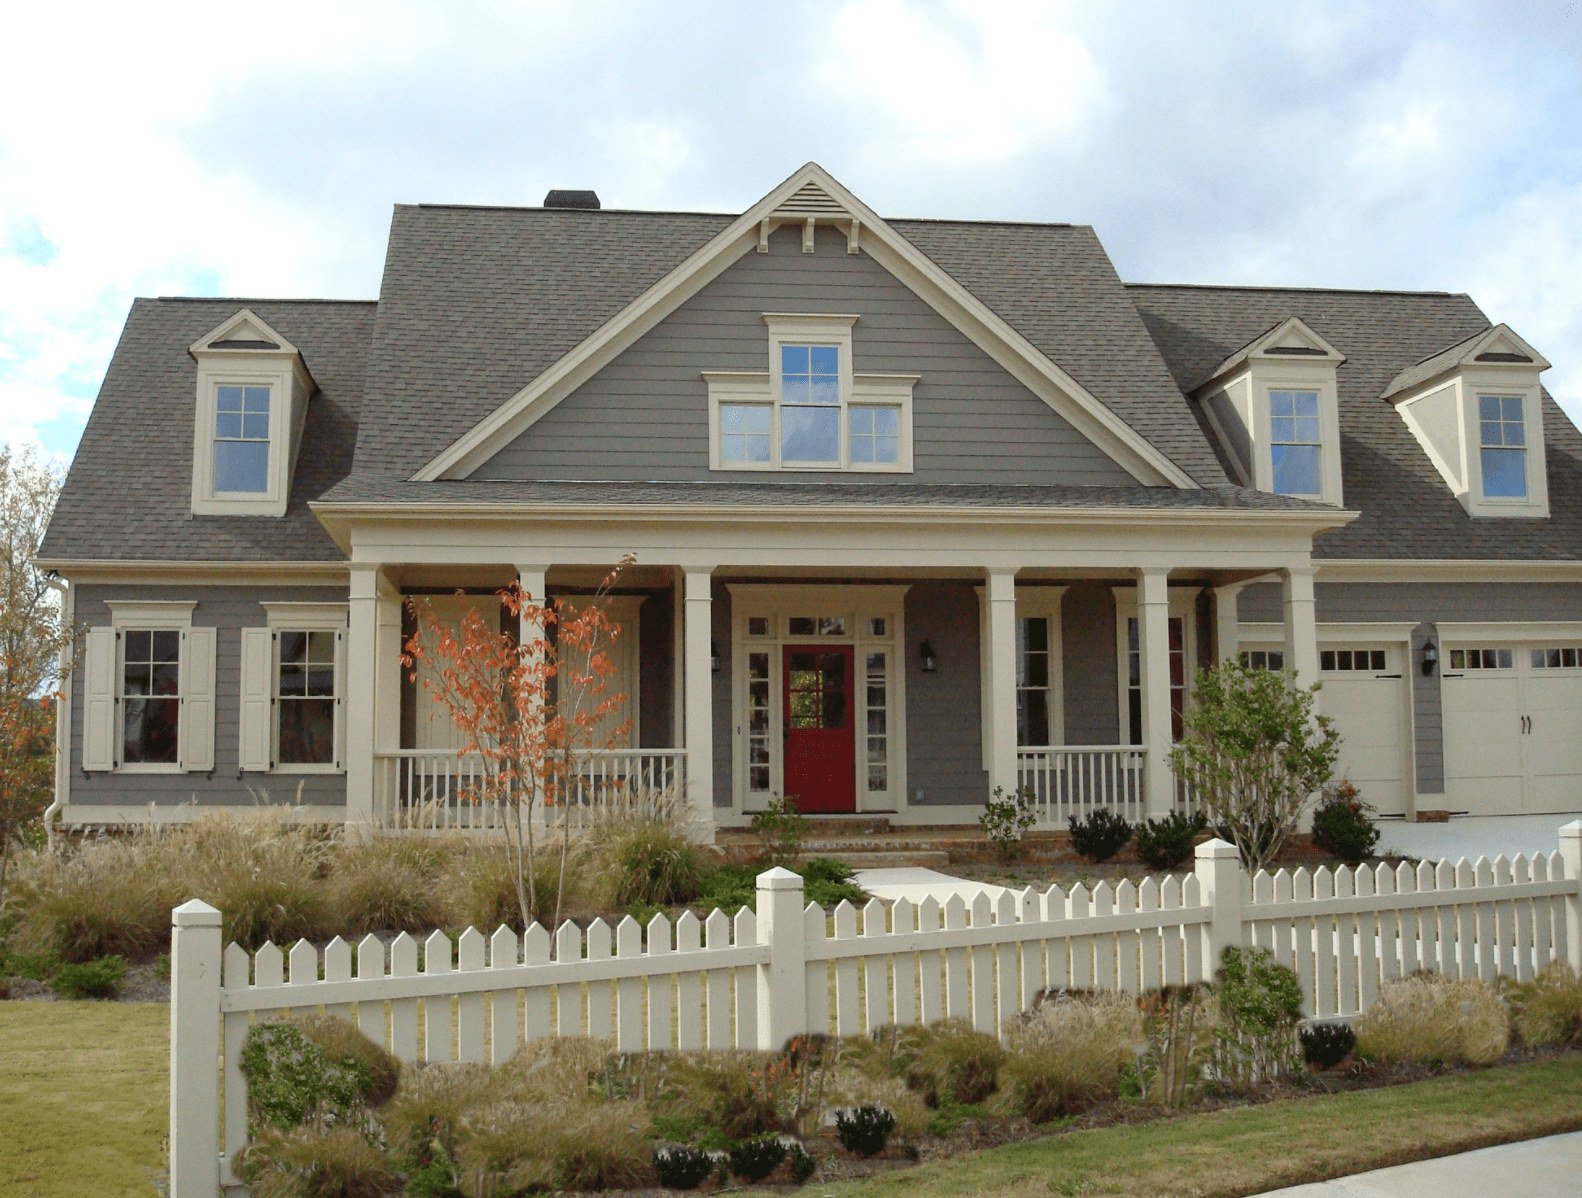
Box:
[711, 640, 722, 672]
[1421, 639, 1438, 676]
[919, 639, 937, 673]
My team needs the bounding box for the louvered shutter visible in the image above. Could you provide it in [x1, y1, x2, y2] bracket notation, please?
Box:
[180, 626, 217, 772]
[82, 627, 116, 771]
[238, 627, 274, 772]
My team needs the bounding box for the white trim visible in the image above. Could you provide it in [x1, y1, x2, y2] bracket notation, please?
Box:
[1014, 586, 1067, 748]
[1435, 621, 1582, 643]
[59, 802, 349, 827]
[106, 600, 197, 628]
[1315, 560, 1582, 584]
[413, 162, 1199, 488]
[260, 602, 349, 630]
[37, 560, 350, 586]
[1112, 585, 1201, 745]
[726, 583, 910, 815]
[1239, 621, 1419, 644]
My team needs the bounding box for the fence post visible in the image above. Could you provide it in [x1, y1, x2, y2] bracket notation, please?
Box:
[1194, 838, 1244, 979]
[1560, 821, 1582, 973]
[756, 867, 807, 1051]
[170, 899, 222, 1198]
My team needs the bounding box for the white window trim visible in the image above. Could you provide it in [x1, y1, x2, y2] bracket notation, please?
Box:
[105, 601, 195, 774]
[705, 312, 916, 473]
[726, 583, 910, 815]
[1112, 586, 1201, 746]
[261, 603, 348, 775]
[1467, 386, 1547, 515]
[1015, 587, 1066, 749]
[1253, 374, 1343, 506]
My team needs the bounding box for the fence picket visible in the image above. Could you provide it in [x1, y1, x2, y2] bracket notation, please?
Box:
[389, 934, 418, 1062]
[1475, 858, 1497, 983]
[522, 923, 552, 1043]
[1332, 868, 1357, 1015]
[324, 938, 352, 1023]
[1311, 867, 1335, 1017]
[1493, 855, 1515, 979]
[585, 920, 612, 1041]
[893, 898, 918, 1025]
[1289, 868, 1314, 1017]
[423, 930, 454, 1063]
[863, 898, 889, 1034]
[1355, 865, 1378, 1012]
[356, 935, 385, 1046]
[647, 913, 674, 1051]
[1115, 881, 1140, 997]
[675, 911, 704, 1051]
[918, 897, 944, 1023]
[1374, 863, 1398, 984]
[489, 926, 519, 1064]
[944, 896, 970, 1019]
[704, 909, 732, 1048]
[803, 902, 829, 1035]
[222, 944, 250, 1177]
[1251, 871, 1274, 956]
[970, 893, 995, 1035]
[1160, 877, 1183, 987]
[455, 929, 486, 1062]
[1532, 855, 1555, 971]
[554, 922, 583, 1038]
[833, 901, 861, 1036]
[1513, 856, 1534, 982]
[733, 907, 757, 1049]
[1043, 885, 1068, 993]
[1551, 850, 1570, 965]
[993, 891, 1019, 1032]
[1433, 861, 1455, 978]
[1092, 883, 1116, 991]
[614, 917, 643, 1051]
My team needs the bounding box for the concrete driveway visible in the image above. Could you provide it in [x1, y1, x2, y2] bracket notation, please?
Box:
[1376, 813, 1582, 862]
[1254, 1131, 1582, 1196]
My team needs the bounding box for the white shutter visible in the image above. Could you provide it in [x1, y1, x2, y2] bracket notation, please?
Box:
[333, 628, 347, 771]
[238, 627, 274, 773]
[82, 627, 116, 772]
[180, 626, 217, 772]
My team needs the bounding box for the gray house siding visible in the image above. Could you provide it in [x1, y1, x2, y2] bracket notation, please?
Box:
[1238, 581, 1582, 796]
[478, 223, 1137, 487]
[1061, 582, 1121, 746]
[905, 581, 989, 806]
[69, 584, 350, 810]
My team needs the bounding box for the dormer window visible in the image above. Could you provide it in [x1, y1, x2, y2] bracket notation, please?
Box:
[1386, 324, 1551, 519]
[189, 309, 313, 517]
[1192, 317, 1345, 507]
[705, 313, 916, 472]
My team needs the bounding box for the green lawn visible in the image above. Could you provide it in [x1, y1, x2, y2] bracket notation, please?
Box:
[832, 1055, 1582, 1198]
[0, 1002, 167, 1198]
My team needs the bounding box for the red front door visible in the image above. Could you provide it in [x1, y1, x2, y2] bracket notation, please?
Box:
[783, 645, 856, 813]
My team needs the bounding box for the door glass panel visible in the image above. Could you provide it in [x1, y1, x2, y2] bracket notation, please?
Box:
[865, 652, 887, 792]
[1017, 616, 1052, 746]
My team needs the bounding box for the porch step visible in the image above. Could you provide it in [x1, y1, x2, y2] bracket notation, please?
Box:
[796, 848, 953, 871]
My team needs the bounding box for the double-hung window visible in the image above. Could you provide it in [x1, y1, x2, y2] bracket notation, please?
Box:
[1016, 617, 1053, 747]
[1269, 389, 1322, 496]
[1478, 395, 1527, 498]
[213, 385, 271, 493]
[780, 345, 841, 463]
[122, 630, 181, 765]
[277, 630, 338, 765]
[241, 604, 346, 773]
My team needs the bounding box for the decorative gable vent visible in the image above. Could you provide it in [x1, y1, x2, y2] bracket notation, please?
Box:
[759, 179, 861, 255]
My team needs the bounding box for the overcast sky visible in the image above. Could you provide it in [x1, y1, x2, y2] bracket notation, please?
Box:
[3, 0, 1581, 462]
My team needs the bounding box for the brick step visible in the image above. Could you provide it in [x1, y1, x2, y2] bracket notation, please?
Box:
[797, 849, 954, 871]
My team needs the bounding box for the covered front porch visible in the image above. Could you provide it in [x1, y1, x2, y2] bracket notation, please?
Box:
[327, 508, 1333, 840]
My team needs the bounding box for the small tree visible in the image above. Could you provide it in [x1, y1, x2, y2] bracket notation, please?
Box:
[402, 557, 633, 931]
[1168, 661, 1340, 874]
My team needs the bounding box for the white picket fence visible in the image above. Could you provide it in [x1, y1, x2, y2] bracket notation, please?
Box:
[169, 827, 1582, 1198]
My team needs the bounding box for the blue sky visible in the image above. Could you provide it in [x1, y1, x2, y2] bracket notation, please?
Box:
[3, 0, 1581, 463]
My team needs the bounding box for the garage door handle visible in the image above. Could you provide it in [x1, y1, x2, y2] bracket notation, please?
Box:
[1377, 673, 1402, 679]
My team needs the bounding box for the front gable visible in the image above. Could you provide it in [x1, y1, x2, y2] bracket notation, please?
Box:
[415, 164, 1199, 488]
[474, 222, 1139, 487]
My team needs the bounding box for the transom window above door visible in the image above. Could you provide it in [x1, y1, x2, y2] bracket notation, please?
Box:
[704, 313, 916, 472]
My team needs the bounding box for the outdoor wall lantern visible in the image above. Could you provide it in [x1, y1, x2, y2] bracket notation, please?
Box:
[1421, 639, 1438, 676]
[919, 639, 937, 673]
[711, 640, 722, 672]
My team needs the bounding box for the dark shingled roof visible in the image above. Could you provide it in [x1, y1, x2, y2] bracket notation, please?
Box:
[41, 298, 375, 562]
[1128, 285, 1582, 561]
[1380, 328, 1487, 400]
[315, 477, 1322, 511]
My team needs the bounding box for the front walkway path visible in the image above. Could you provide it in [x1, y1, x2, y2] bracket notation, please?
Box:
[851, 866, 1011, 906]
[1377, 812, 1582, 862]
[1254, 1130, 1582, 1196]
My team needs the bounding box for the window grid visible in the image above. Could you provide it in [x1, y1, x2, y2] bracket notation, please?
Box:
[122, 629, 181, 765]
[277, 629, 336, 765]
[1532, 647, 1582, 669]
[213, 384, 271, 493]
[1240, 649, 1285, 671]
[866, 652, 888, 792]
[1269, 389, 1322, 496]
[747, 651, 771, 792]
[1127, 616, 1186, 745]
[1479, 395, 1527, 498]
[780, 345, 840, 463]
[1016, 616, 1052, 747]
[1448, 647, 1514, 670]
[719, 403, 771, 463]
[849, 405, 900, 464]
[1320, 648, 1387, 673]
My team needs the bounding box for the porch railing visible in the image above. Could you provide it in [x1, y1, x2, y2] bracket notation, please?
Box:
[1017, 746, 1148, 827]
[373, 749, 687, 834]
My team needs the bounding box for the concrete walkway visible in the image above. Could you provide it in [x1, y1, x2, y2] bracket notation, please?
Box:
[1376, 813, 1582, 863]
[1254, 1131, 1582, 1196]
[851, 866, 1011, 907]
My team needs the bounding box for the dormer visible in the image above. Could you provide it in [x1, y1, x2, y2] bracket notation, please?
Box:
[1384, 324, 1551, 519]
[188, 310, 314, 517]
[1192, 317, 1345, 506]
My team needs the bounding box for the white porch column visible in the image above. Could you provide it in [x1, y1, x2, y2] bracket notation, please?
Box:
[683, 568, 715, 824]
[373, 575, 403, 755]
[1214, 582, 1245, 667]
[1138, 568, 1175, 819]
[984, 570, 1019, 797]
[345, 563, 379, 839]
[515, 564, 549, 645]
[1281, 566, 1320, 683]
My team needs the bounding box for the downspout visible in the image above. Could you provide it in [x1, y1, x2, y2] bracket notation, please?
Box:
[43, 575, 71, 850]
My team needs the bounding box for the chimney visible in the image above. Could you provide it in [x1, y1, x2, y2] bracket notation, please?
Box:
[543, 189, 601, 210]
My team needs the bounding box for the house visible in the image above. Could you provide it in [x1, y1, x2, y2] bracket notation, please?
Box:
[38, 163, 1582, 838]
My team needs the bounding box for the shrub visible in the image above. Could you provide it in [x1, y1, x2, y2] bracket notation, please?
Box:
[1003, 991, 1141, 1122]
[1136, 984, 1214, 1106]
[381, 1061, 502, 1167]
[240, 1020, 397, 1132]
[788, 1141, 817, 1183]
[457, 1099, 654, 1192]
[654, 1144, 716, 1190]
[1311, 783, 1380, 865]
[1134, 811, 1209, 872]
[1355, 974, 1509, 1067]
[836, 1105, 896, 1156]
[1300, 1021, 1357, 1069]
[727, 1134, 787, 1182]
[50, 955, 126, 1000]
[800, 858, 867, 909]
[979, 786, 1036, 862]
[329, 838, 449, 935]
[696, 863, 757, 914]
[751, 795, 808, 866]
[234, 1125, 399, 1198]
[608, 821, 706, 908]
[893, 1018, 1004, 1107]
[1508, 962, 1582, 1046]
[8, 837, 175, 962]
[666, 1050, 787, 1139]
[1067, 809, 1133, 863]
[1214, 946, 1304, 1084]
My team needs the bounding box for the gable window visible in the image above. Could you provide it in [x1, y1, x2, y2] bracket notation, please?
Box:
[214, 385, 272, 493]
[1478, 395, 1527, 498]
[1269, 389, 1322, 496]
[122, 630, 181, 764]
[705, 313, 915, 473]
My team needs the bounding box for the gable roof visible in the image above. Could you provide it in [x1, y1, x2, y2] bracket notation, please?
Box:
[1381, 323, 1551, 400]
[1129, 285, 1582, 561]
[40, 297, 376, 564]
[343, 164, 1219, 492]
[1201, 315, 1345, 384]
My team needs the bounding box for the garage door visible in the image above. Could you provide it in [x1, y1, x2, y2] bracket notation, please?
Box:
[1442, 642, 1582, 815]
[1317, 645, 1411, 818]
